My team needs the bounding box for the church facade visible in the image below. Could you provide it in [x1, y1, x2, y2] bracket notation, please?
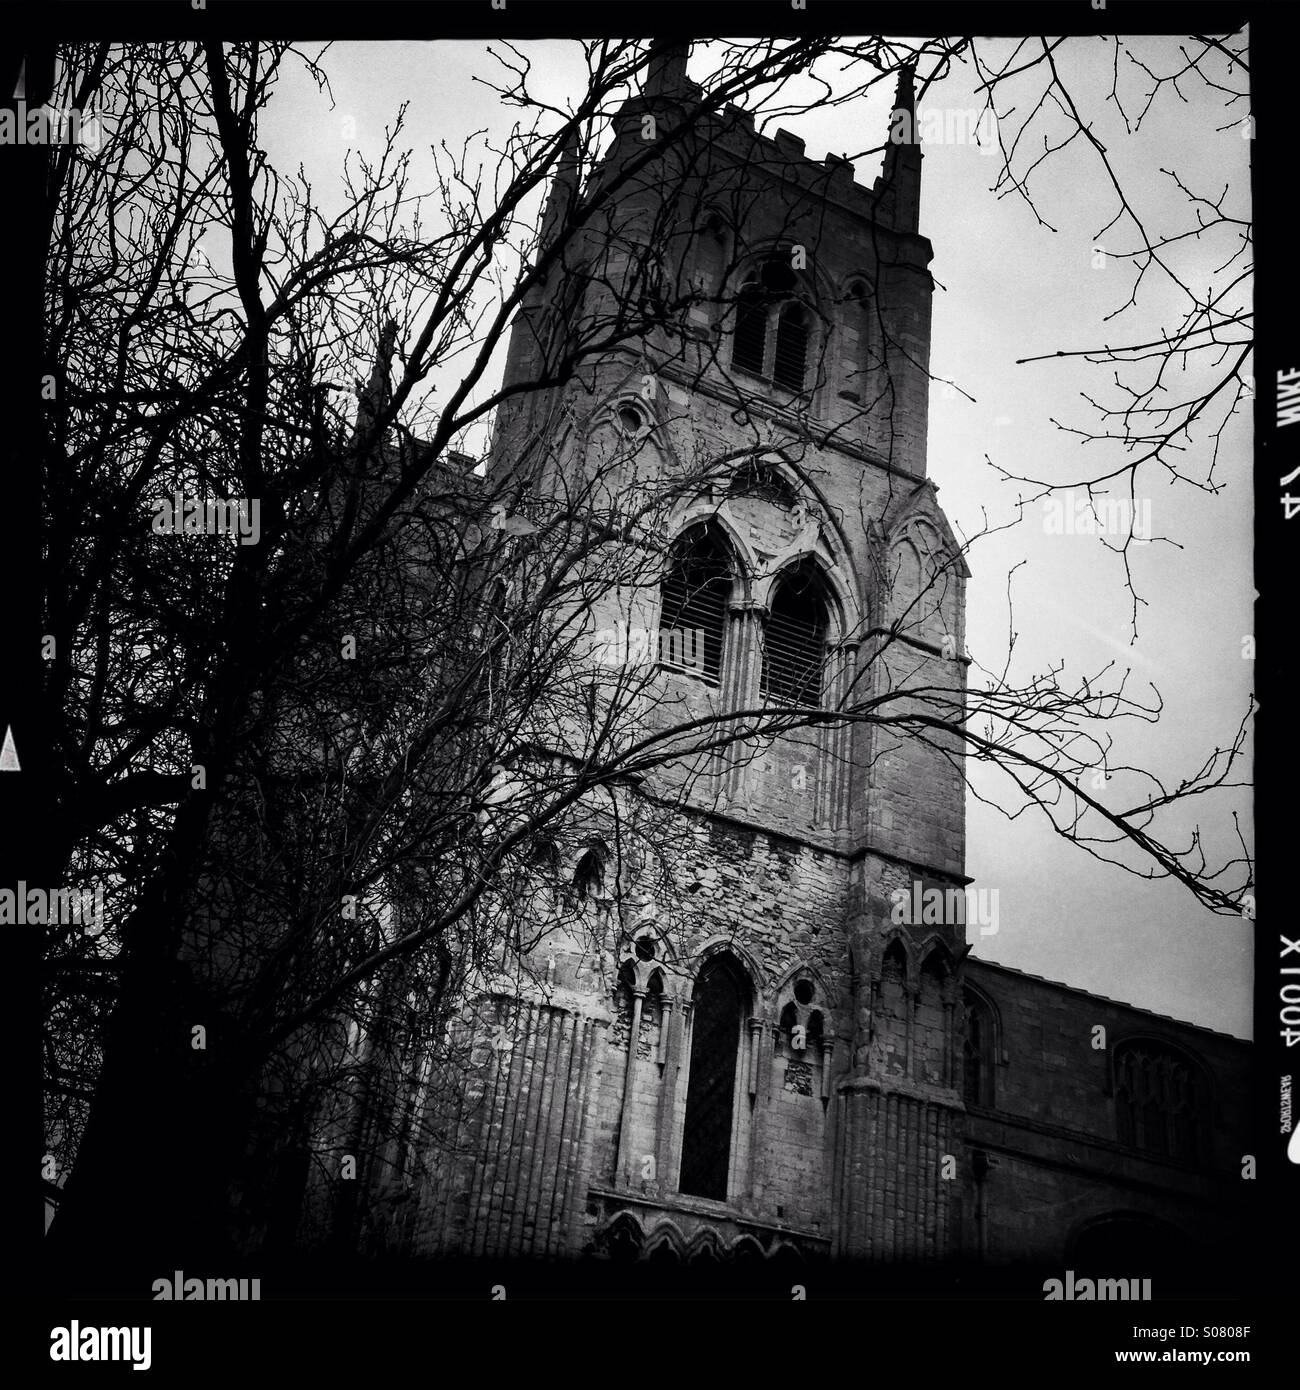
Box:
[318, 47, 1250, 1293]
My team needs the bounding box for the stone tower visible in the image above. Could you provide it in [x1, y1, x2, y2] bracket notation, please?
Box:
[399, 42, 972, 1270]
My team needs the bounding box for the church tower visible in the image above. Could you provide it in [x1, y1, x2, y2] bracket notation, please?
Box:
[403, 42, 972, 1271]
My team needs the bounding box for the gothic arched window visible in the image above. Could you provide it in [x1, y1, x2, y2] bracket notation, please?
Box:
[963, 990, 996, 1108]
[729, 256, 812, 394]
[773, 303, 809, 391]
[728, 459, 796, 508]
[679, 954, 750, 1201]
[761, 561, 829, 706]
[658, 524, 734, 684]
[732, 279, 767, 375]
[778, 1000, 799, 1041]
[878, 940, 909, 1078]
[1114, 1040, 1205, 1163]
[841, 280, 873, 401]
[572, 843, 607, 900]
[691, 214, 729, 299]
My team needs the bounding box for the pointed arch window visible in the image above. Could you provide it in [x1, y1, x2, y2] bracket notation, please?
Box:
[761, 561, 829, 706]
[773, 303, 809, 391]
[692, 214, 729, 299]
[1114, 1040, 1205, 1163]
[658, 524, 734, 685]
[773, 976, 826, 1105]
[729, 255, 813, 394]
[963, 990, 996, 1108]
[841, 279, 874, 401]
[732, 280, 767, 375]
[877, 940, 910, 1078]
[572, 843, 607, 900]
[679, 954, 750, 1201]
[778, 999, 799, 1040]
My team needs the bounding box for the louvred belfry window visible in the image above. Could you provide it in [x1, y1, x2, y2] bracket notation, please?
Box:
[659, 525, 733, 684]
[731, 280, 767, 376]
[761, 561, 828, 706]
[729, 256, 812, 392]
[773, 303, 809, 391]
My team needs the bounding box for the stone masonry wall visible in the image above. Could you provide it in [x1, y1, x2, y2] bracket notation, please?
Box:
[958, 959, 1251, 1275]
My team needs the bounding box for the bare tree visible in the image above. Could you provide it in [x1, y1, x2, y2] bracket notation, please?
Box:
[33, 32, 1250, 1286]
[970, 33, 1252, 627]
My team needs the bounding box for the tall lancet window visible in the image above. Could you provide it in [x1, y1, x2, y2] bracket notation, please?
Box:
[679, 954, 749, 1201]
[658, 524, 733, 684]
[761, 561, 829, 706]
[963, 991, 996, 1108]
[842, 279, 873, 400]
[731, 279, 767, 376]
[773, 303, 810, 391]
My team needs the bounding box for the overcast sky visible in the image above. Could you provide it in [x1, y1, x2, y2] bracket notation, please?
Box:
[260, 34, 1253, 1037]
